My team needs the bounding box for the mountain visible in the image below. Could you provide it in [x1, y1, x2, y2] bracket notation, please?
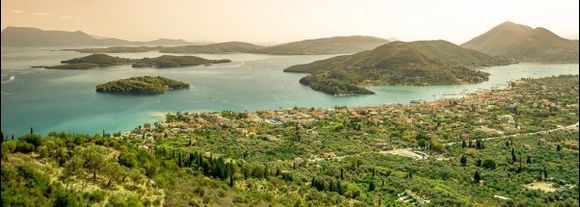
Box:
[257, 36, 389, 55]
[158, 41, 265, 54]
[285, 40, 514, 95]
[462, 21, 579, 63]
[64, 36, 389, 55]
[1, 27, 191, 46]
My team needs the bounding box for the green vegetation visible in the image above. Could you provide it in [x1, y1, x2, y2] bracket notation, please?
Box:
[2, 75, 578, 206]
[132, 55, 231, 68]
[95, 76, 189, 95]
[462, 21, 579, 63]
[285, 40, 515, 95]
[37, 54, 231, 70]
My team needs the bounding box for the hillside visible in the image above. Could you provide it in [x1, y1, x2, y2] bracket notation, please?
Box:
[132, 55, 231, 68]
[64, 36, 389, 55]
[285, 40, 515, 95]
[2, 75, 578, 206]
[1, 27, 191, 46]
[462, 21, 579, 63]
[257, 36, 389, 55]
[158, 41, 265, 54]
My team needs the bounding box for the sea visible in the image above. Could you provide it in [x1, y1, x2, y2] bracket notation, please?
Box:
[1, 46, 578, 136]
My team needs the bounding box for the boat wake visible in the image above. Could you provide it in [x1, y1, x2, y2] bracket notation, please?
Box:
[1, 76, 15, 84]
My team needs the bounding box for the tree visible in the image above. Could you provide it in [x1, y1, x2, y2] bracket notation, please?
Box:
[543, 167, 548, 180]
[30, 127, 33, 135]
[473, 171, 481, 183]
[526, 156, 532, 163]
[556, 144, 562, 152]
[511, 149, 517, 164]
[368, 181, 376, 191]
[460, 155, 468, 167]
[482, 159, 496, 170]
[80, 145, 108, 181]
[461, 140, 467, 148]
[229, 174, 235, 188]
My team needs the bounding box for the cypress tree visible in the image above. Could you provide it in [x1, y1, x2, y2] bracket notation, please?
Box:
[368, 181, 376, 191]
[473, 171, 481, 183]
[460, 155, 468, 167]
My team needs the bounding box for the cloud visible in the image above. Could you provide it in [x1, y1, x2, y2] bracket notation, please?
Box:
[32, 12, 50, 16]
[59, 15, 71, 19]
[11, 10, 24, 14]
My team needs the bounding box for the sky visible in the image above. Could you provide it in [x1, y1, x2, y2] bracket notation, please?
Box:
[2, 0, 579, 44]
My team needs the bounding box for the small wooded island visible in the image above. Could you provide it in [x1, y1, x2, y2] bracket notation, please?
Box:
[35, 54, 231, 69]
[96, 76, 189, 95]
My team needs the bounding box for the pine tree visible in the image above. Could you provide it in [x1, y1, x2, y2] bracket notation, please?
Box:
[30, 127, 33, 135]
[461, 140, 467, 148]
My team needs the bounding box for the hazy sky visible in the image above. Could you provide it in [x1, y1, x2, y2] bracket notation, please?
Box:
[2, 0, 579, 44]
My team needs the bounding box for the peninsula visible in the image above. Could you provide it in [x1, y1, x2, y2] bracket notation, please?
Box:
[284, 40, 516, 95]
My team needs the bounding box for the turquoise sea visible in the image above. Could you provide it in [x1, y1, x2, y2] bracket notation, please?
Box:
[1, 47, 578, 136]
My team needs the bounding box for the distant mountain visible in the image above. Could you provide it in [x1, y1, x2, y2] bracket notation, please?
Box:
[158, 41, 265, 54]
[285, 40, 515, 95]
[257, 36, 389, 55]
[1, 27, 191, 46]
[462, 21, 579, 63]
[64, 36, 389, 55]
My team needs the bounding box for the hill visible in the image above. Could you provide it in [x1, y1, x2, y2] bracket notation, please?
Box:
[285, 40, 515, 95]
[158, 41, 265, 54]
[64, 36, 389, 55]
[132, 55, 231, 68]
[96, 76, 189, 95]
[37, 54, 230, 69]
[257, 36, 389, 55]
[461, 21, 579, 63]
[1, 27, 191, 46]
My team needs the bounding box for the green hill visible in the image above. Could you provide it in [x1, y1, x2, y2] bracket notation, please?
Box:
[461, 21, 579, 63]
[285, 40, 515, 95]
[96, 76, 189, 95]
[132, 55, 231, 68]
[39, 54, 231, 69]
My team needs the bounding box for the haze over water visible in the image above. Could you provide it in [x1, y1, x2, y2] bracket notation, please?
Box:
[1, 47, 578, 136]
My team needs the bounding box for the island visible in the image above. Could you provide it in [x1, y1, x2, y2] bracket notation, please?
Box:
[132, 55, 231, 68]
[35, 54, 231, 69]
[95, 76, 190, 95]
[284, 40, 517, 95]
